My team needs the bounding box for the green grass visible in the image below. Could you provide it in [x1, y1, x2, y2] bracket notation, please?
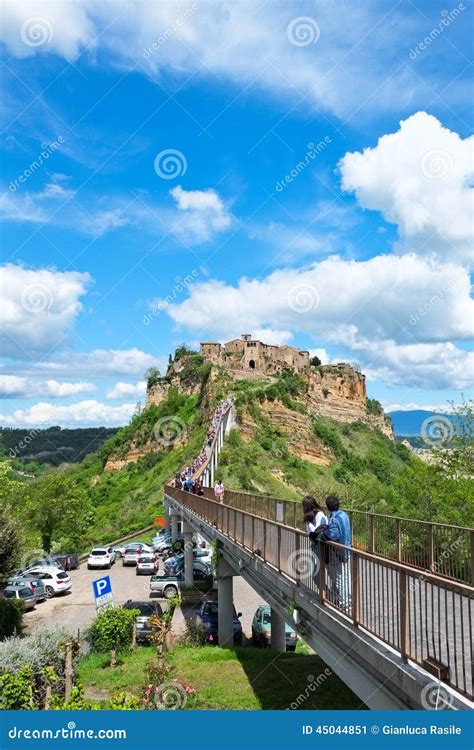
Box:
[77, 644, 365, 710]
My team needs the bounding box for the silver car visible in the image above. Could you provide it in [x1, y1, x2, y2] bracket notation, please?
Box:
[7, 576, 46, 603]
[3, 584, 36, 611]
[136, 554, 158, 575]
[122, 543, 153, 566]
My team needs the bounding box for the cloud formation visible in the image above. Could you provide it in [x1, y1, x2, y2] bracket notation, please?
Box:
[0, 399, 135, 427]
[340, 112, 474, 267]
[0, 264, 91, 358]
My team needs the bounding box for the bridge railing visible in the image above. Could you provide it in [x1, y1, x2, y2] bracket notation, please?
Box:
[165, 484, 474, 700]
[194, 486, 473, 584]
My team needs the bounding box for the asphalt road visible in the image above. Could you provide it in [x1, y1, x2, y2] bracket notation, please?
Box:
[23, 559, 267, 641]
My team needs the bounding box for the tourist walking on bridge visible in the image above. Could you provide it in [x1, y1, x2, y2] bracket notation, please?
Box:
[214, 479, 225, 503]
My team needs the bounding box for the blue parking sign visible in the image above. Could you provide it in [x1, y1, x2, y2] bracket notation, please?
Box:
[92, 575, 113, 608]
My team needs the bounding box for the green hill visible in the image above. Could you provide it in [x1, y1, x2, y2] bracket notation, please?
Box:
[2, 353, 472, 562]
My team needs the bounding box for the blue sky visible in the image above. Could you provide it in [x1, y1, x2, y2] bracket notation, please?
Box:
[0, 0, 473, 426]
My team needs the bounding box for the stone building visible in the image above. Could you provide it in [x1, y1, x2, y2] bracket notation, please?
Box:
[200, 334, 310, 375]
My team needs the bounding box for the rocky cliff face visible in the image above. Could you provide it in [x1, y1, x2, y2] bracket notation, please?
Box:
[240, 400, 332, 465]
[306, 364, 367, 423]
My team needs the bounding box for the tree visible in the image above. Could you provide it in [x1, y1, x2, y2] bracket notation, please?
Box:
[146, 367, 161, 388]
[0, 463, 23, 580]
[310, 355, 321, 367]
[25, 473, 93, 552]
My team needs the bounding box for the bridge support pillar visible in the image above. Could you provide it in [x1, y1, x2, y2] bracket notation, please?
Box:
[217, 575, 234, 647]
[170, 509, 180, 543]
[270, 608, 286, 652]
[183, 521, 194, 587]
[164, 500, 171, 534]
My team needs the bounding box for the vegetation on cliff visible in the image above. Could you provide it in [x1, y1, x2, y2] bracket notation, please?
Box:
[1, 355, 472, 567]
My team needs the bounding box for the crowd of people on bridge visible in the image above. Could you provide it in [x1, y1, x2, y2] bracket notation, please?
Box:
[170, 393, 352, 609]
[172, 396, 235, 495]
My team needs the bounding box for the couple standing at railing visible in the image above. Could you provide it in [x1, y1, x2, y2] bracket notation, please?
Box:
[303, 495, 352, 609]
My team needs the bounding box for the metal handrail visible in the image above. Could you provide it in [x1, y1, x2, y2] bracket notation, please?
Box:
[168, 395, 473, 584]
[193, 485, 473, 584]
[165, 484, 474, 700]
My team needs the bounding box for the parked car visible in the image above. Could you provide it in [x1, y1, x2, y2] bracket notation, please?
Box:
[49, 552, 80, 570]
[122, 543, 153, 566]
[23, 567, 71, 598]
[194, 548, 212, 564]
[7, 576, 46, 603]
[87, 547, 115, 569]
[195, 599, 243, 646]
[16, 558, 65, 574]
[123, 600, 164, 643]
[149, 565, 213, 599]
[164, 557, 211, 578]
[136, 554, 159, 575]
[3, 584, 36, 611]
[155, 537, 184, 556]
[251, 605, 297, 651]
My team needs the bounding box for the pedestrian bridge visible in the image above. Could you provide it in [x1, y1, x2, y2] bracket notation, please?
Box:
[164, 400, 473, 710]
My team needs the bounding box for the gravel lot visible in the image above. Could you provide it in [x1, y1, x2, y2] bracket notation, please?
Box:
[23, 559, 267, 642]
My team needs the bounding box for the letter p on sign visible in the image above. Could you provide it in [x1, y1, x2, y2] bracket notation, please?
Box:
[92, 575, 113, 608]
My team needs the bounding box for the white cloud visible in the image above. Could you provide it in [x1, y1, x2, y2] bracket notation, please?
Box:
[106, 380, 147, 400]
[165, 254, 474, 390]
[0, 264, 91, 358]
[170, 186, 233, 244]
[340, 112, 474, 267]
[354, 341, 474, 390]
[1, 182, 231, 245]
[0, 2, 466, 119]
[166, 254, 473, 345]
[0, 0, 96, 60]
[36, 348, 163, 379]
[0, 399, 134, 427]
[0, 375, 95, 398]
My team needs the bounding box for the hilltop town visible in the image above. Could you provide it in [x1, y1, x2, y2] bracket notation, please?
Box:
[146, 334, 393, 440]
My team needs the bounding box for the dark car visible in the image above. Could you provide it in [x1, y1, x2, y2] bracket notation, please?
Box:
[195, 599, 243, 646]
[123, 600, 164, 643]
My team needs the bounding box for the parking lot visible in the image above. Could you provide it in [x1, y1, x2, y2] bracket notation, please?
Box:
[23, 558, 267, 642]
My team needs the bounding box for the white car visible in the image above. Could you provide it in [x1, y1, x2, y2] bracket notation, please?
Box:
[87, 547, 115, 569]
[24, 566, 71, 598]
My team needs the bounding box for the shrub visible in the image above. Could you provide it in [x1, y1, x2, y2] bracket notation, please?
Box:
[86, 606, 139, 665]
[0, 628, 73, 680]
[367, 398, 383, 416]
[312, 418, 347, 459]
[0, 665, 34, 709]
[0, 598, 24, 639]
[177, 619, 209, 647]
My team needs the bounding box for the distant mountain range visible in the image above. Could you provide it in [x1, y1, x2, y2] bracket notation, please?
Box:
[387, 410, 457, 437]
